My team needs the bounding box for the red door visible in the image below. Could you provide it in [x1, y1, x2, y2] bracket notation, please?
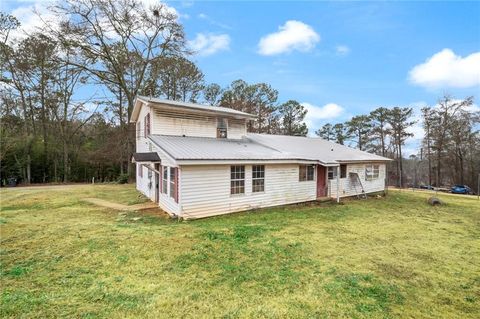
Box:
[317, 165, 326, 197]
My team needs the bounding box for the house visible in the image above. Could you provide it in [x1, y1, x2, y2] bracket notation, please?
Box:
[130, 96, 391, 219]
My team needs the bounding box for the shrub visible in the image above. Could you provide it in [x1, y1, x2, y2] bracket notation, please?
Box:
[117, 174, 129, 184]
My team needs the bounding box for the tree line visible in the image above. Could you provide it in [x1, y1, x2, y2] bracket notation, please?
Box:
[0, 1, 308, 184]
[1, 0, 478, 191]
[316, 96, 479, 189]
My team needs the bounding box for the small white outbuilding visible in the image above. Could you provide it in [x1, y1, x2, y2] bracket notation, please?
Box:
[131, 96, 391, 219]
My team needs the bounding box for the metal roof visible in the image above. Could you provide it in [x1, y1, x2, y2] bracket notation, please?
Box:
[132, 152, 161, 162]
[148, 134, 391, 164]
[247, 134, 391, 164]
[149, 135, 302, 161]
[131, 96, 256, 122]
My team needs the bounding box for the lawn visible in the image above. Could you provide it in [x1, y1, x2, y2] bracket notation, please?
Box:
[0, 184, 479, 318]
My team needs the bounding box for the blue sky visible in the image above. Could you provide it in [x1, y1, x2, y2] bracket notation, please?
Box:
[3, 0, 480, 154]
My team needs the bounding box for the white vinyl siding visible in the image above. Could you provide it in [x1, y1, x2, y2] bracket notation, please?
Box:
[329, 163, 386, 198]
[180, 164, 317, 219]
[151, 110, 246, 139]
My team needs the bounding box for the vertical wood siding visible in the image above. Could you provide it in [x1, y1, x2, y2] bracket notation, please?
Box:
[180, 164, 317, 219]
[328, 163, 386, 198]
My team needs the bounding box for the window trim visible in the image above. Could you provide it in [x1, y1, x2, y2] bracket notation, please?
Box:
[144, 113, 151, 137]
[327, 167, 338, 180]
[169, 167, 176, 200]
[230, 165, 245, 195]
[252, 165, 265, 193]
[299, 165, 315, 182]
[162, 166, 168, 194]
[365, 164, 380, 181]
[340, 164, 347, 178]
[217, 117, 228, 138]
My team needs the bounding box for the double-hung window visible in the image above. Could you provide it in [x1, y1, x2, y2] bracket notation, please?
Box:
[299, 165, 315, 181]
[169, 167, 176, 199]
[328, 167, 338, 180]
[217, 118, 228, 138]
[340, 164, 347, 178]
[162, 166, 168, 194]
[365, 164, 380, 181]
[144, 113, 150, 137]
[252, 165, 265, 193]
[230, 165, 245, 194]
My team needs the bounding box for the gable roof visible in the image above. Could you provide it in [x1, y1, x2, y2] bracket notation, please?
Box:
[130, 96, 256, 123]
[148, 134, 391, 165]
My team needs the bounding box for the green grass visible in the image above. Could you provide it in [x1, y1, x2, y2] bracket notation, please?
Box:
[0, 185, 479, 318]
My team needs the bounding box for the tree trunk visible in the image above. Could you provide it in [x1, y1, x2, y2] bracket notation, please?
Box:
[398, 138, 403, 188]
[63, 138, 69, 183]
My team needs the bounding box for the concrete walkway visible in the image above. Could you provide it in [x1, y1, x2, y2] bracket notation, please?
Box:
[83, 198, 158, 211]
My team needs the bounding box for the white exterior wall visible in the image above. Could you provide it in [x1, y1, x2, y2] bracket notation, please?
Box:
[180, 164, 317, 219]
[135, 103, 180, 216]
[151, 110, 246, 139]
[328, 163, 386, 198]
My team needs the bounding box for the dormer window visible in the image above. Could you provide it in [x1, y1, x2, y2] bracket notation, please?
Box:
[217, 118, 228, 138]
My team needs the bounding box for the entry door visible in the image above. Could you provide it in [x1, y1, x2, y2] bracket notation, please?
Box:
[317, 165, 326, 197]
[154, 164, 160, 203]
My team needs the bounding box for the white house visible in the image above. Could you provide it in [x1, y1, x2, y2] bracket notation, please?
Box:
[131, 96, 391, 219]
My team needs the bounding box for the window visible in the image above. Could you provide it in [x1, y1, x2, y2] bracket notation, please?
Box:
[252, 165, 265, 193]
[147, 165, 152, 178]
[328, 167, 338, 180]
[365, 164, 380, 181]
[138, 163, 143, 178]
[340, 164, 347, 178]
[230, 165, 245, 194]
[169, 167, 176, 199]
[299, 165, 315, 181]
[144, 113, 150, 137]
[217, 118, 228, 138]
[162, 166, 168, 194]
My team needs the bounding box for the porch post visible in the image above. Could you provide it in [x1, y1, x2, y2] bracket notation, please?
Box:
[336, 166, 340, 203]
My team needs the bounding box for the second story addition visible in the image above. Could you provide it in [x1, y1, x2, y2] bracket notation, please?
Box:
[130, 96, 256, 142]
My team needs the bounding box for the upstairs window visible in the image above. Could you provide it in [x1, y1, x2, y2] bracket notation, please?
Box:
[217, 118, 228, 138]
[299, 165, 315, 181]
[252, 165, 265, 193]
[328, 167, 338, 180]
[365, 164, 380, 181]
[230, 165, 245, 194]
[144, 113, 151, 137]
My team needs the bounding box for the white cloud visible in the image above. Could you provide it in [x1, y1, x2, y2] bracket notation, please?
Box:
[8, 1, 57, 41]
[301, 102, 344, 132]
[258, 20, 320, 56]
[336, 45, 350, 56]
[409, 49, 480, 88]
[188, 33, 230, 56]
[7, 0, 182, 41]
[197, 13, 231, 30]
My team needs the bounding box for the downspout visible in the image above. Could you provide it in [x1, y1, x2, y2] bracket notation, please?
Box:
[336, 166, 340, 203]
